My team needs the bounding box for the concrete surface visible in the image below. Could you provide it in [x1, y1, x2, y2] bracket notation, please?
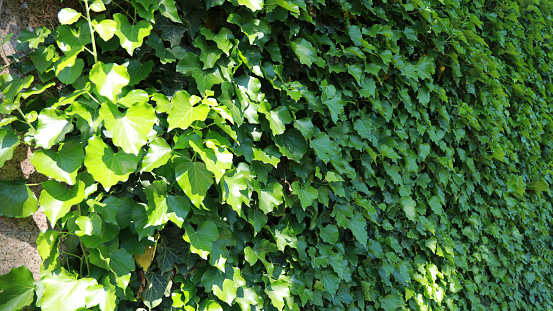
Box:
[0, 0, 80, 281]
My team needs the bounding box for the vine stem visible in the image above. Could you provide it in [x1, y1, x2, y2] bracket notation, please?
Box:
[79, 239, 90, 276]
[16, 107, 36, 131]
[83, 0, 98, 64]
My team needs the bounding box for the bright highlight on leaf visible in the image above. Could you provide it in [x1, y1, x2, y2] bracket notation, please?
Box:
[58, 8, 81, 25]
[89, 62, 130, 101]
[100, 101, 157, 155]
[168, 90, 210, 130]
[113, 13, 153, 56]
[0, 181, 38, 218]
[0, 266, 35, 311]
[84, 136, 140, 191]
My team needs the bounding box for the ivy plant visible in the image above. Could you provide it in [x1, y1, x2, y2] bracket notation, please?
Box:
[1, 0, 553, 310]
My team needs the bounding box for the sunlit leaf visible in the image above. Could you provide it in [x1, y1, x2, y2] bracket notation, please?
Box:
[113, 13, 153, 56]
[84, 136, 140, 191]
[0, 266, 35, 311]
[0, 180, 38, 218]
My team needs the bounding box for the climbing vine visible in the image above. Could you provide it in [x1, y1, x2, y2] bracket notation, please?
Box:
[1, 0, 553, 310]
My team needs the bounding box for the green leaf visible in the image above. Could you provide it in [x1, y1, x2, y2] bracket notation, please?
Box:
[310, 132, 339, 164]
[146, 32, 177, 63]
[159, 0, 182, 23]
[274, 0, 301, 13]
[316, 269, 340, 296]
[199, 299, 223, 311]
[400, 196, 417, 221]
[141, 137, 173, 172]
[113, 13, 153, 56]
[84, 136, 140, 191]
[154, 15, 187, 47]
[0, 180, 38, 218]
[0, 129, 20, 167]
[416, 56, 435, 80]
[93, 19, 117, 41]
[89, 62, 130, 101]
[326, 171, 344, 182]
[85, 284, 116, 311]
[293, 118, 315, 140]
[205, 267, 246, 305]
[347, 212, 367, 247]
[236, 287, 262, 310]
[253, 146, 281, 168]
[428, 196, 443, 215]
[40, 180, 86, 227]
[201, 27, 235, 56]
[145, 180, 190, 227]
[126, 59, 154, 86]
[0, 266, 35, 311]
[36, 229, 60, 260]
[33, 108, 74, 149]
[419, 143, 431, 160]
[533, 179, 549, 193]
[321, 84, 344, 123]
[248, 208, 267, 234]
[221, 167, 251, 215]
[380, 293, 405, 311]
[107, 249, 135, 277]
[58, 8, 81, 25]
[157, 234, 186, 273]
[29, 46, 57, 74]
[194, 37, 223, 69]
[189, 136, 233, 183]
[31, 140, 84, 185]
[265, 274, 290, 311]
[55, 56, 84, 85]
[89, 0, 106, 12]
[291, 181, 318, 210]
[92, 196, 119, 225]
[384, 163, 403, 185]
[274, 225, 298, 251]
[260, 103, 293, 136]
[291, 38, 321, 67]
[100, 101, 157, 154]
[168, 90, 210, 130]
[117, 89, 149, 108]
[176, 52, 225, 93]
[258, 182, 284, 214]
[320, 224, 339, 244]
[56, 23, 91, 56]
[39, 269, 97, 311]
[184, 221, 219, 259]
[238, 0, 264, 11]
[0, 74, 33, 105]
[75, 213, 103, 236]
[174, 157, 214, 207]
[142, 271, 172, 310]
[273, 129, 308, 162]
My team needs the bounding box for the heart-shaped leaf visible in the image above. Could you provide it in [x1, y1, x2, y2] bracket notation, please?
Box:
[31, 139, 84, 185]
[0, 181, 38, 218]
[84, 136, 140, 191]
[113, 13, 153, 56]
[89, 62, 130, 101]
[0, 129, 20, 167]
[100, 101, 157, 155]
[0, 266, 35, 311]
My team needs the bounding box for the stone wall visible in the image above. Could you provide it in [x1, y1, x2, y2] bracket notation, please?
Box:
[0, 0, 80, 281]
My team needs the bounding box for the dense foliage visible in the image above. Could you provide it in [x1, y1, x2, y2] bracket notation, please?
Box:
[1, 0, 553, 310]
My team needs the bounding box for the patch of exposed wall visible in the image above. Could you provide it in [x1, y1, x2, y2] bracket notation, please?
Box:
[0, 0, 80, 281]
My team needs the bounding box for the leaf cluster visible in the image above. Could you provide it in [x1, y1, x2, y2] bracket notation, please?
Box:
[1, 0, 553, 310]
